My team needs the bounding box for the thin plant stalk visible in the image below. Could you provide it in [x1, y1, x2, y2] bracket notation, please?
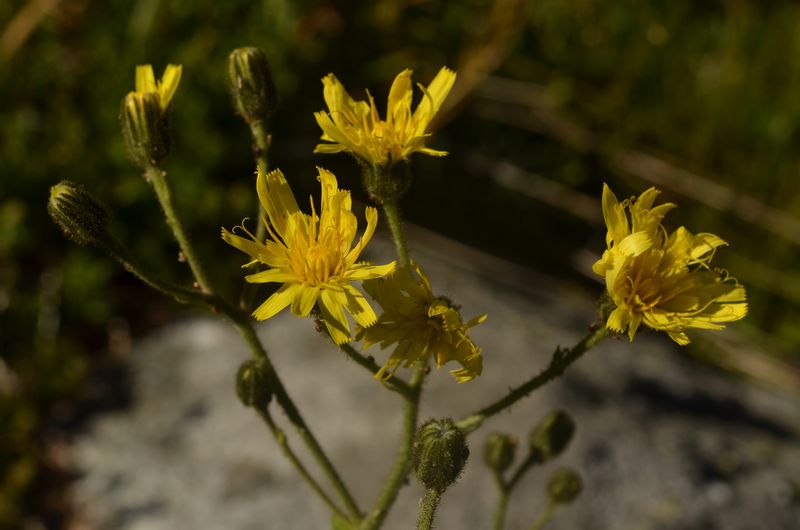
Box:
[416, 488, 442, 530]
[457, 326, 610, 434]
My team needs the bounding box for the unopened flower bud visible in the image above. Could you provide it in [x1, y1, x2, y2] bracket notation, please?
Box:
[48, 181, 110, 247]
[529, 410, 575, 463]
[227, 47, 278, 123]
[413, 418, 469, 493]
[120, 91, 170, 168]
[483, 432, 517, 473]
[547, 468, 582, 504]
[235, 359, 272, 409]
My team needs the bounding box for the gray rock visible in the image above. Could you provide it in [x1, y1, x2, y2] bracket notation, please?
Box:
[73, 232, 800, 529]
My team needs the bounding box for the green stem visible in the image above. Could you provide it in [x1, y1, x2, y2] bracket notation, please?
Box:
[256, 408, 346, 519]
[248, 120, 271, 244]
[234, 320, 363, 521]
[338, 341, 413, 397]
[507, 454, 538, 491]
[145, 165, 214, 293]
[416, 488, 442, 530]
[457, 326, 610, 434]
[493, 489, 510, 530]
[529, 500, 558, 530]
[381, 202, 410, 268]
[240, 121, 272, 309]
[361, 365, 425, 530]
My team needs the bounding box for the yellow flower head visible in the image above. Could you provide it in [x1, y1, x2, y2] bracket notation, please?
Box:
[222, 167, 395, 344]
[359, 264, 487, 383]
[313, 67, 457, 167]
[133, 64, 182, 110]
[592, 183, 747, 345]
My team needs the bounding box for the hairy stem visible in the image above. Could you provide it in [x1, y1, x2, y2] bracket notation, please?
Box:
[256, 408, 346, 518]
[234, 320, 363, 521]
[416, 488, 442, 530]
[146, 165, 214, 294]
[338, 341, 413, 397]
[529, 500, 558, 530]
[361, 365, 425, 530]
[457, 326, 610, 434]
[381, 201, 410, 268]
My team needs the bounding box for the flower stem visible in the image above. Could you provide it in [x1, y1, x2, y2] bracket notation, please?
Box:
[248, 120, 271, 244]
[456, 325, 610, 434]
[381, 201, 410, 268]
[492, 488, 510, 530]
[234, 319, 363, 521]
[145, 165, 214, 293]
[338, 342, 414, 397]
[361, 365, 425, 530]
[256, 408, 347, 519]
[529, 500, 558, 530]
[416, 488, 442, 530]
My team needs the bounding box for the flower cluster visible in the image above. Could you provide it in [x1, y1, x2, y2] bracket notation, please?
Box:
[593, 183, 747, 344]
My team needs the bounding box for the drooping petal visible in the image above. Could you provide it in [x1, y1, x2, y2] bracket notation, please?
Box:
[291, 285, 320, 318]
[346, 261, 397, 281]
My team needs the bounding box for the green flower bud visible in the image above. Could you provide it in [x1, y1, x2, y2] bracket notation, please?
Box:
[529, 410, 575, 463]
[547, 468, 582, 504]
[48, 181, 111, 247]
[413, 418, 469, 493]
[235, 359, 272, 409]
[483, 432, 517, 473]
[120, 91, 170, 169]
[359, 159, 412, 205]
[227, 47, 278, 123]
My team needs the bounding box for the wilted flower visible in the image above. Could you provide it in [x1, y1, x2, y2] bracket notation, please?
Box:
[593, 183, 747, 345]
[222, 167, 395, 344]
[313, 67, 457, 168]
[359, 264, 486, 383]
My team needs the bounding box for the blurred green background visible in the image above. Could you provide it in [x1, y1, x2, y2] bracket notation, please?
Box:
[2, 0, 799, 526]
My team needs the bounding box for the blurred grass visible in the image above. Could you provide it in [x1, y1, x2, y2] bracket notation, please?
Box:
[1, 0, 799, 526]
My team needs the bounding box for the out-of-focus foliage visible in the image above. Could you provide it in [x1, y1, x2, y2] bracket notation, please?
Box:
[1, 0, 798, 525]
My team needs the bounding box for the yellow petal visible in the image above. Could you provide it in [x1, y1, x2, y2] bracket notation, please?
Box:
[602, 183, 630, 247]
[221, 227, 263, 260]
[291, 285, 320, 317]
[606, 306, 630, 334]
[387, 69, 413, 125]
[257, 168, 300, 238]
[345, 206, 378, 265]
[342, 284, 377, 327]
[252, 282, 301, 320]
[135, 64, 156, 93]
[345, 261, 396, 280]
[319, 288, 351, 344]
[413, 67, 456, 135]
[158, 64, 182, 108]
[617, 231, 652, 257]
[245, 268, 296, 284]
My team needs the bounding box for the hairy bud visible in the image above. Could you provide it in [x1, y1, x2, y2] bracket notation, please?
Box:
[529, 410, 575, 463]
[120, 91, 170, 169]
[48, 181, 111, 247]
[413, 418, 469, 493]
[235, 359, 272, 409]
[227, 47, 278, 123]
[483, 432, 517, 473]
[547, 468, 583, 504]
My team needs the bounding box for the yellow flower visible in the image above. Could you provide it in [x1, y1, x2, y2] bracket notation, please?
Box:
[592, 183, 747, 345]
[222, 167, 396, 344]
[313, 67, 457, 167]
[133, 64, 182, 109]
[359, 264, 486, 383]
